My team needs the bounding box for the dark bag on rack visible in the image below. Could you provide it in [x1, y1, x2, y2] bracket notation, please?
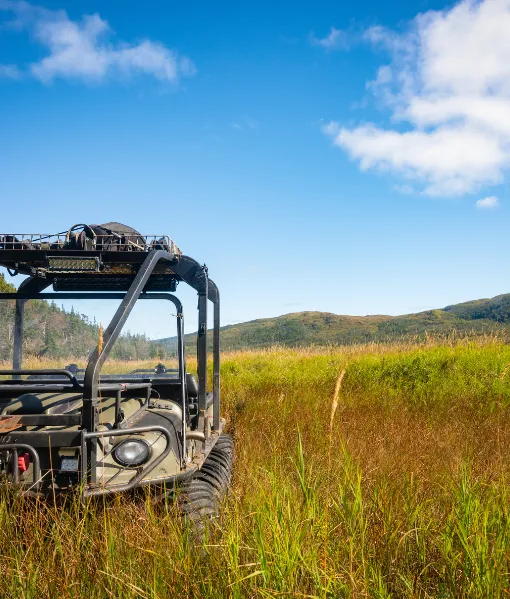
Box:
[66, 223, 146, 251]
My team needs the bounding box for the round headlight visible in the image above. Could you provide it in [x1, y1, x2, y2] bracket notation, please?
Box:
[113, 439, 151, 467]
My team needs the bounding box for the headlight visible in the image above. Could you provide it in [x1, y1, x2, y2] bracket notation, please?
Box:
[113, 439, 151, 467]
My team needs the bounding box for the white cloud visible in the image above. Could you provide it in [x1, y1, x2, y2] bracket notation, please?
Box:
[0, 63, 21, 78]
[311, 27, 348, 50]
[476, 196, 500, 209]
[0, 1, 195, 84]
[324, 0, 510, 196]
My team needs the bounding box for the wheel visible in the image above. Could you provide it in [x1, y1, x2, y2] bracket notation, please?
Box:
[177, 433, 234, 532]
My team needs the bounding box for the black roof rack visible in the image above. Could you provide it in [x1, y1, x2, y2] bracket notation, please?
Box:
[0, 231, 218, 301]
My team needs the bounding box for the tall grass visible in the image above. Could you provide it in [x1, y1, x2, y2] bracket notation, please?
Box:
[1, 339, 510, 597]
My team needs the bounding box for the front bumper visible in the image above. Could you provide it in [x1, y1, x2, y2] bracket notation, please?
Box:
[0, 425, 175, 498]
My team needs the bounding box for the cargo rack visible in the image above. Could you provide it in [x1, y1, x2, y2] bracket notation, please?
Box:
[0, 231, 184, 292]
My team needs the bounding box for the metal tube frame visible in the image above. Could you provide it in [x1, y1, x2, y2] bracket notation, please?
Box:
[81, 252, 176, 478]
[81, 425, 172, 498]
[176, 310, 187, 457]
[0, 369, 80, 387]
[13, 300, 25, 378]
[5, 290, 220, 434]
[213, 294, 221, 431]
[0, 444, 41, 491]
[2, 292, 185, 457]
[197, 274, 208, 421]
[0, 248, 222, 488]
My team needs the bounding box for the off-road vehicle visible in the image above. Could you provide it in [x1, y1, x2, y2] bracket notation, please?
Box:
[0, 223, 233, 523]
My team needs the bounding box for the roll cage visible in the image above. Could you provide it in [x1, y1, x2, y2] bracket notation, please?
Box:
[0, 233, 221, 491]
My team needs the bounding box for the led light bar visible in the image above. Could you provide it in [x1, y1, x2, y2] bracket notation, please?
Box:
[47, 256, 100, 272]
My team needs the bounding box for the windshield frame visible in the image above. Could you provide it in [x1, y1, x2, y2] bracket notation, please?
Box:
[0, 291, 184, 379]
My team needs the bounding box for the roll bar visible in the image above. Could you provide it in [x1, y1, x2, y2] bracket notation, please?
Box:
[0, 249, 221, 484]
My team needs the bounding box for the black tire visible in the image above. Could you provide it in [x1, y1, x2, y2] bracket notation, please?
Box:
[178, 433, 234, 531]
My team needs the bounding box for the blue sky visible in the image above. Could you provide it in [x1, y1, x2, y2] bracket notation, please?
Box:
[1, 0, 509, 338]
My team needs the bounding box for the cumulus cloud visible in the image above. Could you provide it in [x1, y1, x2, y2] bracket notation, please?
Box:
[310, 27, 349, 50]
[324, 0, 510, 196]
[0, 1, 195, 84]
[476, 196, 500, 209]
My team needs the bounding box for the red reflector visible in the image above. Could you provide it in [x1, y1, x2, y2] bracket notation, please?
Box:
[18, 453, 30, 472]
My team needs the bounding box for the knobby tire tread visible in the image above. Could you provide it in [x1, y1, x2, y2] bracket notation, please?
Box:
[177, 433, 234, 531]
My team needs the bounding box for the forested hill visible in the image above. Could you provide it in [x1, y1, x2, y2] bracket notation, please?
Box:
[156, 293, 510, 352]
[0, 274, 161, 361]
[3, 272, 510, 358]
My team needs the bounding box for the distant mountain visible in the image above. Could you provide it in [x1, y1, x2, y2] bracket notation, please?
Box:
[156, 294, 510, 352]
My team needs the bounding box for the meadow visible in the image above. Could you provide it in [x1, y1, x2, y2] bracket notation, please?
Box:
[1, 338, 510, 598]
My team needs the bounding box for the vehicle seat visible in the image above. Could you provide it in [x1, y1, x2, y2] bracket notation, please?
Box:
[186, 373, 199, 399]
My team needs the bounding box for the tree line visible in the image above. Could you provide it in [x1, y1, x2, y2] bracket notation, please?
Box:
[0, 274, 169, 361]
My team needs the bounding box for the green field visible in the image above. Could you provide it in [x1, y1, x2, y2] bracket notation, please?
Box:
[2, 340, 510, 598]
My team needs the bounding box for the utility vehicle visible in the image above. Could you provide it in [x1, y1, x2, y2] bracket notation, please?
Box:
[0, 223, 233, 522]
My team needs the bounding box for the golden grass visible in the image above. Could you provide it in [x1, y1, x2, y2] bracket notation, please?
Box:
[1, 339, 510, 597]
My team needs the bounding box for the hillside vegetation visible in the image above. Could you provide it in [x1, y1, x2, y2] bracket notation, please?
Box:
[1, 340, 510, 597]
[158, 292, 510, 351]
[0, 273, 160, 361]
